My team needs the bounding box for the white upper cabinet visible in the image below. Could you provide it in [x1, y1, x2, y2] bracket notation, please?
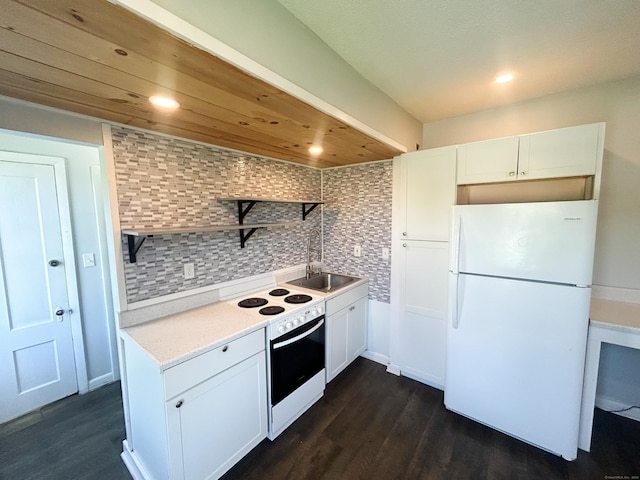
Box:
[398, 146, 457, 241]
[457, 136, 520, 185]
[518, 123, 601, 180]
[456, 123, 604, 185]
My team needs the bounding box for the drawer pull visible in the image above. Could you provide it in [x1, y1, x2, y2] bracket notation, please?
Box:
[176, 400, 183, 408]
[349, 306, 355, 311]
[222, 345, 229, 353]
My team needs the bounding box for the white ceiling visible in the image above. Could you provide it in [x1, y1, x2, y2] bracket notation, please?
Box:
[277, 0, 640, 123]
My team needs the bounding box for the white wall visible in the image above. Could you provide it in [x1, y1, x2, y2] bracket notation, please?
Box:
[423, 75, 640, 292]
[0, 99, 118, 391]
[144, 0, 422, 152]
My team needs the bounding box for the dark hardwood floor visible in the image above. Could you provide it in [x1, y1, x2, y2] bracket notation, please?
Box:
[1, 358, 638, 480]
[223, 358, 640, 480]
[0, 381, 131, 480]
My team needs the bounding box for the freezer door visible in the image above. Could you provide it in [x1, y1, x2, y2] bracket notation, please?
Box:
[451, 200, 597, 285]
[445, 274, 590, 459]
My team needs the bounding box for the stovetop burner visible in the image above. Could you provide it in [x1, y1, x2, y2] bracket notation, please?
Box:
[269, 288, 290, 297]
[259, 305, 286, 316]
[238, 297, 268, 308]
[284, 294, 313, 304]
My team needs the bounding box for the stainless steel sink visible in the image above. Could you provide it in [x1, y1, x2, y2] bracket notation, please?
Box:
[286, 272, 358, 293]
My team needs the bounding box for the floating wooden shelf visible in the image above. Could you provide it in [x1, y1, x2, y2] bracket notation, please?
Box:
[124, 197, 323, 263]
[218, 197, 324, 221]
[122, 223, 294, 263]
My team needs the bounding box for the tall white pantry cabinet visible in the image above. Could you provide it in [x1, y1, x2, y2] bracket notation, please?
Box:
[390, 146, 457, 389]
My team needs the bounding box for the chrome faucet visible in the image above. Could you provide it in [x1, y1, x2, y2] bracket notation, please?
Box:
[306, 228, 322, 279]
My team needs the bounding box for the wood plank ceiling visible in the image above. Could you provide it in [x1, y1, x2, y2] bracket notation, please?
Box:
[0, 0, 404, 168]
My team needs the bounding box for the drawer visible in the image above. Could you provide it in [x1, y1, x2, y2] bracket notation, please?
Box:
[164, 328, 265, 399]
[326, 283, 368, 315]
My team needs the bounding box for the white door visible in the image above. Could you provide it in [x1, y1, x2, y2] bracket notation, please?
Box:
[518, 123, 602, 180]
[0, 157, 78, 423]
[401, 146, 457, 241]
[456, 136, 519, 184]
[397, 240, 448, 388]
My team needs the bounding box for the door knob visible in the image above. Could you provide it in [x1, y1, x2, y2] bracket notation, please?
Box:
[55, 307, 65, 321]
[49, 259, 61, 267]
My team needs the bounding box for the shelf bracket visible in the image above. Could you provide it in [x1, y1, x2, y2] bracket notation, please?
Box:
[237, 200, 258, 224]
[302, 202, 321, 220]
[126, 234, 147, 263]
[236, 200, 260, 248]
[239, 227, 259, 249]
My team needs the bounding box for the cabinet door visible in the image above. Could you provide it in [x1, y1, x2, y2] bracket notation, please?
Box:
[397, 241, 449, 388]
[400, 146, 456, 240]
[166, 352, 267, 480]
[518, 123, 601, 180]
[456, 136, 519, 184]
[326, 307, 349, 383]
[347, 296, 368, 361]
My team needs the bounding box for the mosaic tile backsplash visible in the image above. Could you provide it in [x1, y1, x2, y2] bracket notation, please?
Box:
[112, 126, 392, 304]
[111, 127, 321, 303]
[322, 162, 392, 303]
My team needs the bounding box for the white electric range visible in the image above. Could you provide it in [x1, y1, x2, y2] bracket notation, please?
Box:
[229, 286, 326, 439]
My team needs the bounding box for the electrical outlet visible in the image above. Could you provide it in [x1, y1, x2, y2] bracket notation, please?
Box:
[184, 263, 195, 279]
[354, 245, 362, 257]
[382, 248, 389, 260]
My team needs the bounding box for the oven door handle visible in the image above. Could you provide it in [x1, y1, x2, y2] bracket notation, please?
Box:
[272, 319, 324, 350]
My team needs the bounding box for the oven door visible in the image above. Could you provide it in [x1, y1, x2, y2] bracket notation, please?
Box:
[270, 315, 325, 406]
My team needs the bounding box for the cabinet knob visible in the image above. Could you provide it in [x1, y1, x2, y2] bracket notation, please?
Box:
[402, 232, 407, 236]
[402, 243, 407, 247]
[520, 171, 527, 176]
[176, 400, 183, 408]
[349, 306, 355, 311]
[49, 259, 61, 267]
[508, 171, 515, 176]
[222, 345, 229, 353]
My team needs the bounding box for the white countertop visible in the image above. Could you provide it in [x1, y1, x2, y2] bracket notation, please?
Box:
[590, 297, 640, 334]
[121, 301, 270, 371]
[121, 275, 369, 371]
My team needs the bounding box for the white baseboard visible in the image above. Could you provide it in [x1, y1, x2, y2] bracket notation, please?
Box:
[596, 395, 640, 422]
[121, 440, 150, 480]
[360, 350, 389, 366]
[386, 363, 401, 376]
[400, 369, 444, 391]
[88, 372, 115, 391]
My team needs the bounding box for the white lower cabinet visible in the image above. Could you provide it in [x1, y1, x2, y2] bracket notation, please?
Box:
[122, 329, 267, 480]
[326, 282, 368, 382]
[392, 241, 449, 389]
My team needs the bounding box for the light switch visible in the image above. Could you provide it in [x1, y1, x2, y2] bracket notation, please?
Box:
[82, 253, 95, 268]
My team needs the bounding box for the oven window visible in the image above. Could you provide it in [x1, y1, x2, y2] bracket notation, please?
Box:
[270, 316, 325, 406]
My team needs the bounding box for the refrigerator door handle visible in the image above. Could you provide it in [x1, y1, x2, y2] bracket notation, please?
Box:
[451, 214, 462, 274]
[450, 273, 460, 329]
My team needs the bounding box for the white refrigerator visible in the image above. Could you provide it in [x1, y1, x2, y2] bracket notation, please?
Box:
[444, 200, 598, 460]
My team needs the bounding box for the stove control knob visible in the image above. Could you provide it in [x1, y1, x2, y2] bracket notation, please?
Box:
[285, 322, 292, 330]
[298, 315, 305, 323]
[278, 325, 286, 334]
[317, 305, 324, 314]
[293, 318, 300, 326]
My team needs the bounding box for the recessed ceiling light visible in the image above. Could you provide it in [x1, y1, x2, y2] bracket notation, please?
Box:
[495, 73, 514, 84]
[149, 95, 180, 109]
[309, 146, 323, 154]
